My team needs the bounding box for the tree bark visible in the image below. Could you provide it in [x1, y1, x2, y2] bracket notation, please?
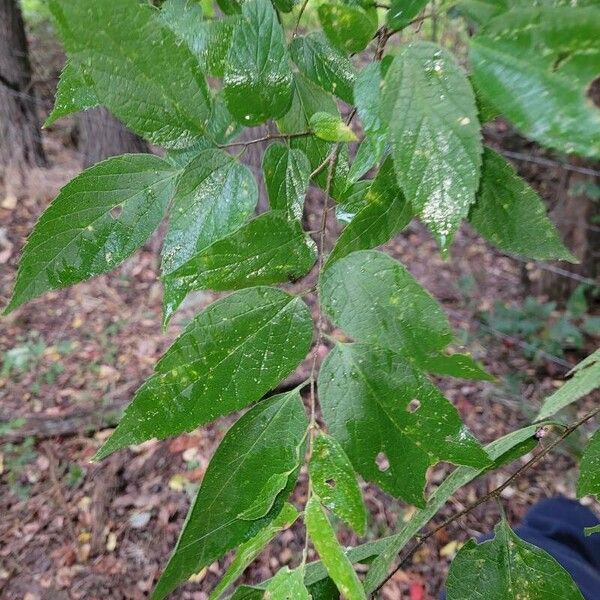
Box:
[78, 107, 149, 168]
[532, 165, 600, 301]
[0, 0, 47, 187]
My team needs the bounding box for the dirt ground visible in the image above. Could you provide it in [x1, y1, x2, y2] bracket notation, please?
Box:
[1, 34, 599, 600]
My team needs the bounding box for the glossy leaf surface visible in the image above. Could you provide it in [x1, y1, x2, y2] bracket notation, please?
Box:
[5, 155, 176, 314]
[318, 3, 377, 55]
[387, 0, 428, 29]
[470, 7, 600, 158]
[383, 42, 482, 248]
[469, 148, 576, 262]
[96, 287, 312, 458]
[309, 433, 367, 534]
[224, 0, 293, 125]
[320, 250, 453, 360]
[151, 390, 308, 600]
[447, 519, 584, 600]
[305, 497, 366, 600]
[326, 157, 413, 267]
[265, 567, 311, 599]
[319, 343, 489, 506]
[49, 0, 212, 147]
[536, 348, 600, 421]
[577, 429, 600, 499]
[166, 211, 317, 293]
[262, 144, 311, 220]
[289, 33, 357, 104]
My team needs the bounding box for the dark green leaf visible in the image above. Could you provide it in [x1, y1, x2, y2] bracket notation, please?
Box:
[49, 0, 212, 147]
[318, 3, 378, 55]
[577, 429, 600, 499]
[320, 250, 453, 360]
[318, 342, 489, 506]
[363, 424, 542, 592]
[335, 180, 372, 224]
[383, 42, 482, 249]
[224, 0, 293, 125]
[326, 157, 413, 267]
[151, 390, 308, 600]
[45, 60, 98, 126]
[161, 149, 258, 276]
[470, 7, 600, 158]
[310, 433, 367, 534]
[159, 0, 236, 78]
[447, 519, 584, 600]
[4, 155, 176, 314]
[166, 211, 317, 294]
[95, 287, 312, 458]
[451, 0, 504, 26]
[536, 348, 600, 420]
[469, 148, 576, 262]
[262, 144, 311, 220]
[417, 352, 494, 381]
[277, 74, 349, 198]
[210, 504, 299, 600]
[387, 0, 428, 30]
[265, 566, 311, 599]
[305, 497, 366, 600]
[289, 33, 356, 104]
[310, 112, 357, 142]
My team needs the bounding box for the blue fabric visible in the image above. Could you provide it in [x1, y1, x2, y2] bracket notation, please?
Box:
[440, 497, 600, 600]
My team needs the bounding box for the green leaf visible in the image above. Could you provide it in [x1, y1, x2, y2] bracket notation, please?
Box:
[320, 250, 453, 360]
[469, 148, 576, 262]
[447, 518, 584, 600]
[363, 423, 542, 593]
[224, 0, 293, 125]
[265, 566, 311, 600]
[383, 41, 482, 249]
[95, 287, 312, 459]
[158, 0, 236, 78]
[451, 0, 505, 26]
[209, 503, 300, 600]
[536, 348, 600, 421]
[165, 211, 317, 295]
[585, 524, 600, 536]
[309, 433, 367, 535]
[318, 3, 378, 55]
[162, 149, 258, 276]
[577, 429, 600, 499]
[4, 155, 175, 315]
[45, 60, 98, 126]
[318, 342, 489, 506]
[417, 352, 494, 381]
[326, 157, 413, 267]
[387, 0, 428, 30]
[310, 112, 358, 142]
[277, 74, 349, 198]
[470, 7, 600, 158]
[335, 180, 372, 224]
[151, 390, 308, 600]
[305, 497, 366, 600]
[289, 33, 357, 105]
[350, 59, 391, 183]
[262, 144, 311, 220]
[49, 0, 212, 148]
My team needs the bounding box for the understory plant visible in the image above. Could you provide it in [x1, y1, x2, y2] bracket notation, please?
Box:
[4, 0, 600, 598]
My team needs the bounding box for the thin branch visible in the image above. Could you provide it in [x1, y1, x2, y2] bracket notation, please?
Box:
[372, 405, 600, 595]
[218, 130, 312, 149]
[293, 0, 310, 37]
[500, 150, 600, 178]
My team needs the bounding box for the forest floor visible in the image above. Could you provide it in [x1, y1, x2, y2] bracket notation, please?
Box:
[1, 33, 599, 600]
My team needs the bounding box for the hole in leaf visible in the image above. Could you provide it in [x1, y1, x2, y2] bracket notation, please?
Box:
[375, 452, 390, 472]
[110, 205, 123, 219]
[325, 478, 336, 488]
[406, 398, 421, 413]
[587, 76, 600, 109]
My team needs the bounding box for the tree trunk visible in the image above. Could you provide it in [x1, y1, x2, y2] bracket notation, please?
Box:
[532, 165, 600, 301]
[78, 107, 149, 168]
[0, 0, 47, 190]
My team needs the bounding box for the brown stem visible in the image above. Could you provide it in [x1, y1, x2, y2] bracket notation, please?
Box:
[218, 130, 312, 149]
